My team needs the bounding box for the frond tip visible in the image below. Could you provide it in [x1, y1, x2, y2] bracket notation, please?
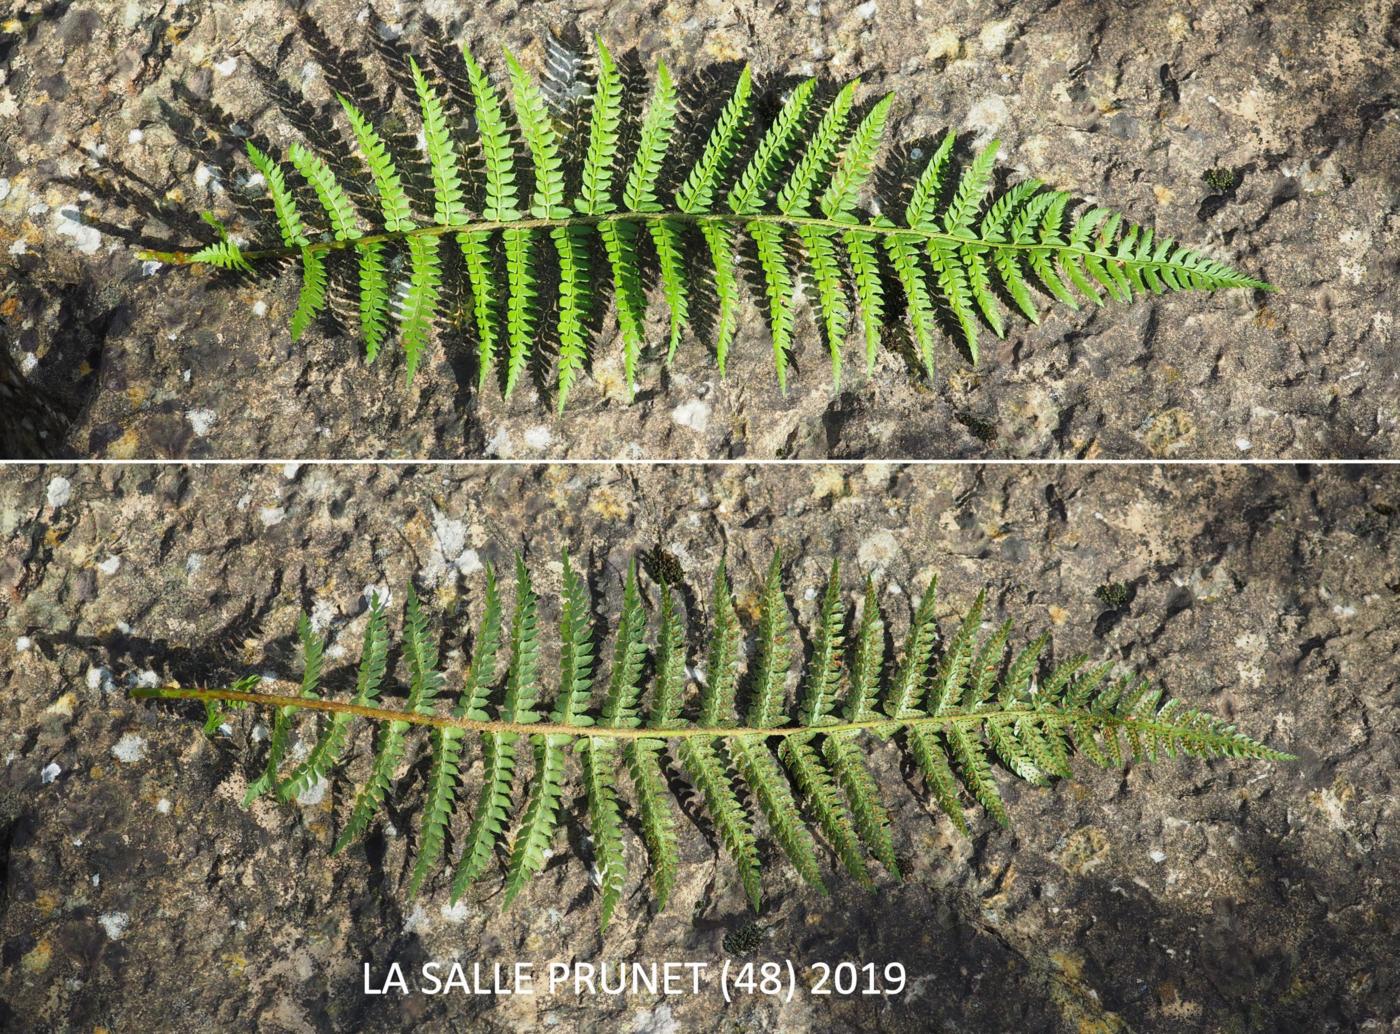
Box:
[140, 38, 1273, 409]
[131, 548, 1292, 928]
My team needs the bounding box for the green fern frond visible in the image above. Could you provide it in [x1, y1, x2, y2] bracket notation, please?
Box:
[136, 549, 1291, 928]
[411, 58, 468, 229]
[289, 246, 327, 343]
[728, 78, 817, 215]
[245, 143, 309, 248]
[578, 39, 623, 217]
[148, 41, 1272, 404]
[675, 66, 752, 215]
[339, 95, 414, 234]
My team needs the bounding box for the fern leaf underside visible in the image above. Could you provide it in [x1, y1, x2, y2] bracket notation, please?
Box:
[134, 551, 1290, 928]
[148, 40, 1270, 406]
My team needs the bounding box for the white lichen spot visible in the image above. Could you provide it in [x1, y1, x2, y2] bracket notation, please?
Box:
[252, 299, 268, 318]
[296, 777, 329, 807]
[1149, 849, 1167, 863]
[964, 95, 1010, 148]
[86, 666, 115, 693]
[1235, 438, 1252, 452]
[99, 913, 129, 940]
[54, 205, 102, 255]
[128, 128, 144, 144]
[309, 598, 336, 633]
[440, 900, 471, 923]
[633, 1004, 680, 1034]
[978, 19, 1015, 52]
[15, 636, 32, 652]
[156, 797, 172, 815]
[282, 462, 301, 480]
[135, 670, 160, 689]
[402, 904, 430, 935]
[855, 0, 877, 18]
[857, 531, 900, 569]
[46, 476, 71, 509]
[111, 733, 147, 763]
[185, 553, 204, 575]
[8, 239, 28, 257]
[457, 549, 483, 576]
[363, 583, 393, 609]
[671, 399, 710, 433]
[258, 506, 287, 527]
[41, 762, 62, 785]
[97, 555, 121, 576]
[523, 425, 553, 450]
[0, 178, 9, 202]
[187, 408, 217, 436]
[214, 56, 238, 77]
[484, 428, 514, 458]
[928, 28, 964, 61]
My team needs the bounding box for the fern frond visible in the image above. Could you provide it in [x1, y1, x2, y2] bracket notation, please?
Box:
[277, 597, 387, 804]
[339, 96, 414, 233]
[650, 218, 690, 363]
[885, 233, 938, 380]
[728, 78, 817, 215]
[287, 143, 361, 240]
[503, 227, 536, 397]
[399, 235, 442, 383]
[505, 47, 567, 218]
[622, 58, 678, 214]
[462, 46, 520, 221]
[798, 225, 851, 387]
[843, 230, 885, 373]
[904, 129, 955, 228]
[357, 242, 391, 362]
[700, 221, 740, 375]
[152, 45, 1273, 405]
[243, 611, 322, 806]
[700, 560, 742, 727]
[882, 572, 938, 721]
[553, 223, 591, 410]
[776, 80, 858, 216]
[745, 550, 792, 729]
[503, 552, 587, 907]
[600, 218, 647, 392]
[245, 142, 309, 248]
[578, 39, 623, 217]
[624, 577, 685, 909]
[137, 550, 1291, 927]
[450, 559, 537, 898]
[289, 246, 328, 343]
[819, 92, 894, 220]
[749, 221, 797, 391]
[675, 66, 752, 215]
[943, 140, 999, 235]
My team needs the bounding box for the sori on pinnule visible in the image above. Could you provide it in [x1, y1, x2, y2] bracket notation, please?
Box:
[140, 37, 1271, 410]
[132, 549, 1291, 929]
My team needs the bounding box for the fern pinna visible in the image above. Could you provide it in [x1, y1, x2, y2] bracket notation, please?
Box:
[132, 551, 1290, 929]
[141, 39, 1270, 409]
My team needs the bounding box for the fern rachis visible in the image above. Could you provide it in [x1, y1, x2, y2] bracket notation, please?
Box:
[143, 38, 1271, 407]
[133, 550, 1290, 929]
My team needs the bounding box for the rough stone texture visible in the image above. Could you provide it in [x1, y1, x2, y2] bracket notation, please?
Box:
[2, 464, 1396, 1031]
[1, 1, 1396, 459]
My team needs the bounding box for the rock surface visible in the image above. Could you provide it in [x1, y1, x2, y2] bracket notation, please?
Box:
[2, 464, 1397, 1031]
[1, 1, 1396, 458]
